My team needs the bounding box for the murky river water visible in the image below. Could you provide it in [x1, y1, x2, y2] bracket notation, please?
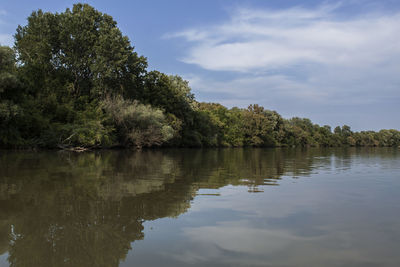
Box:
[0, 148, 399, 266]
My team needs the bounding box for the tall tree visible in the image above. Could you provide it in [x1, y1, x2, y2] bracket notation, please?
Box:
[15, 3, 147, 100]
[0, 46, 24, 146]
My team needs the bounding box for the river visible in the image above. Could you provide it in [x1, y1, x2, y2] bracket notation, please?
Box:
[0, 148, 399, 266]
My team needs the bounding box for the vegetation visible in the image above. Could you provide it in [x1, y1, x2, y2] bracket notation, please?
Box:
[0, 3, 399, 149]
[101, 96, 174, 148]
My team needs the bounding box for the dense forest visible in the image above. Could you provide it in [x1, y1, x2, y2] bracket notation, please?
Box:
[1, 4, 399, 149]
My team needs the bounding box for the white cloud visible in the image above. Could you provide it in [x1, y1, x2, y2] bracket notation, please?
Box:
[170, 6, 400, 72]
[0, 9, 6, 24]
[167, 4, 400, 130]
[0, 34, 13, 46]
[0, 9, 13, 46]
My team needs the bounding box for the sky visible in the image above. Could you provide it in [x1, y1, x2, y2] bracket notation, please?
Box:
[1, 0, 399, 131]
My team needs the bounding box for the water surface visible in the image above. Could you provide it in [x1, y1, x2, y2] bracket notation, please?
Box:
[0, 148, 399, 266]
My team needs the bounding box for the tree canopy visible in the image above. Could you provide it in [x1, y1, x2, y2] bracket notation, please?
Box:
[0, 3, 399, 149]
[15, 3, 147, 99]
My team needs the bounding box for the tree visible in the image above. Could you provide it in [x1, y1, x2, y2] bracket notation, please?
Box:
[141, 71, 197, 145]
[142, 71, 194, 119]
[2, 3, 400, 149]
[9, 4, 150, 148]
[0, 46, 24, 146]
[242, 104, 283, 146]
[0, 46, 21, 99]
[15, 3, 147, 100]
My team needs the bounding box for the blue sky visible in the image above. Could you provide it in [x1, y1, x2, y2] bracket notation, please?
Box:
[1, 0, 399, 131]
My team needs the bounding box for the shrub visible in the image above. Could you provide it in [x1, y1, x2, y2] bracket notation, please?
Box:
[102, 96, 174, 148]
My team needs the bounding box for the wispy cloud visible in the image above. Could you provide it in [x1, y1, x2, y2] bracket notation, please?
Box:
[0, 9, 6, 25]
[169, 5, 400, 72]
[0, 34, 13, 46]
[167, 3, 400, 130]
[0, 9, 13, 46]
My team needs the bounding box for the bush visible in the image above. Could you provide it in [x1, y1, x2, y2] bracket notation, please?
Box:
[102, 97, 174, 148]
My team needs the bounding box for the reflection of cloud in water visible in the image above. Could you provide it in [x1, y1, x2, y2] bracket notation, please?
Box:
[183, 220, 300, 255]
[178, 217, 398, 266]
[175, 169, 400, 266]
[0, 148, 399, 266]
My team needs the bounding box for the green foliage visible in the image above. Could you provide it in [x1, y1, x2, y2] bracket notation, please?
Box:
[1, 4, 149, 148]
[102, 97, 174, 148]
[14, 4, 147, 100]
[141, 72, 194, 118]
[0, 47, 21, 99]
[0, 46, 25, 146]
[140, 71, 200, 146]
[1, 5, 399, 149]
[51, 102, 114, 148]
[242, 105, 283, 147]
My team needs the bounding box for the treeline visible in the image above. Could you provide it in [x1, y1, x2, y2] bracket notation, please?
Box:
[1, 4, 399, 149]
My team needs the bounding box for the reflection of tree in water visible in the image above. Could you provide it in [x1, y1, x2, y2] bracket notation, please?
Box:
[0, 148, 358, 266]
[0, 151, 194, 267]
